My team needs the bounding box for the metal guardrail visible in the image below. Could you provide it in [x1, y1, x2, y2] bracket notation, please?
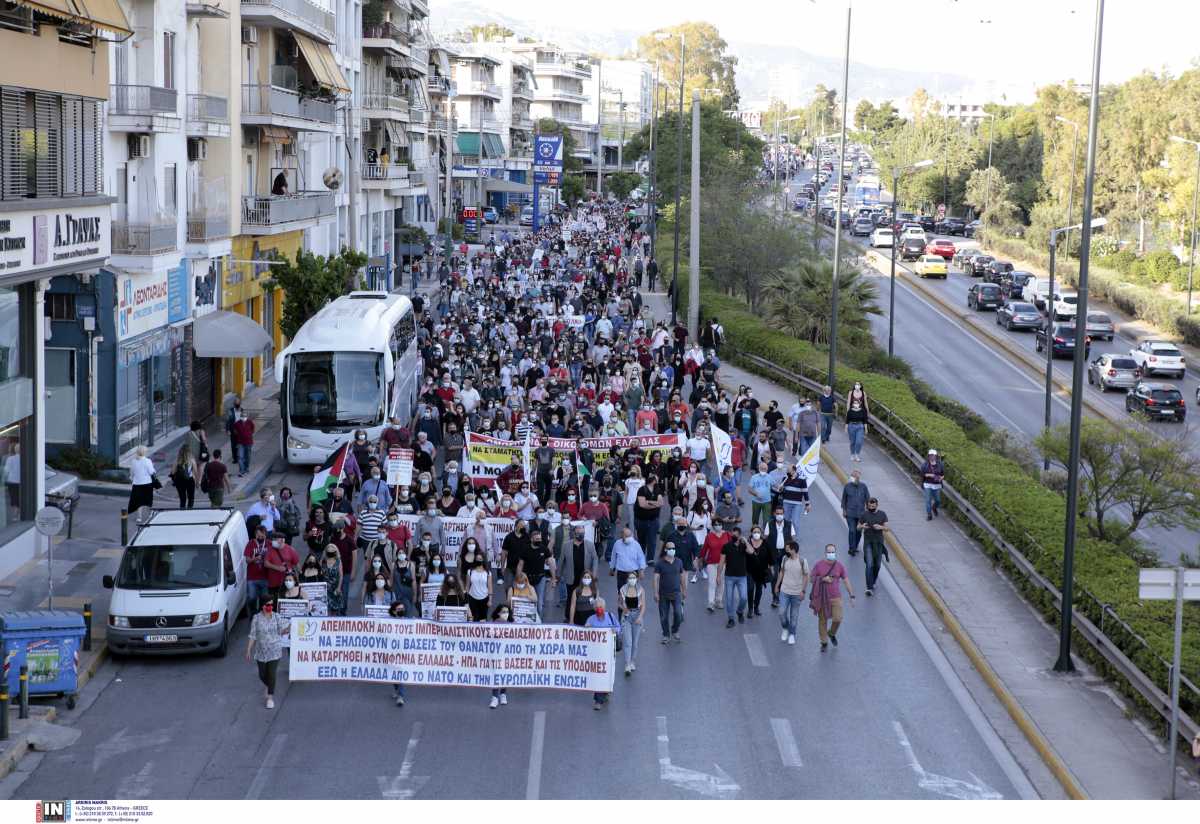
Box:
[241, 192, 334, 226]
[187, 93, 228, 123]
[110, 84, 177, 116]
[186, 213, 230, 242]
[242, 84, 334, 124]
[730, 346, 1200, 747]
[111, 221, 177, 255]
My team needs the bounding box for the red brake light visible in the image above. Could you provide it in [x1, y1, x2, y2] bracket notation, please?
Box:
[1146, 399, 1156, 406]
[1108, 370, 1116, 377]
[1054, 337, 1065, 344]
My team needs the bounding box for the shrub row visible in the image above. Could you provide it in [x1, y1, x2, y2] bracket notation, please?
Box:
[701, 282, 1200, 725]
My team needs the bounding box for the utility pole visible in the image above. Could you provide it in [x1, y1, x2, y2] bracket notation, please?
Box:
[344, 99, 359, 255]
[596, 61, 604, 196]
[827, 4, 851, 387]
[688, 90, 700, 341]
[444, 99, 455, 263]
[670, 33, 685, 327]
[1057, 116, 1081, 254]
[649, 64, 659, 259]
[617, 91, 625, 173]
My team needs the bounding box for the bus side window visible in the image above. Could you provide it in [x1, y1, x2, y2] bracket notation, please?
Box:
[395, 312, 415, 359]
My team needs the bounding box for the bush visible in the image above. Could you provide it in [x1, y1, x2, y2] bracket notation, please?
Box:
[51, 445, 116, 480]
[1142, 250, 1181, 285]
[700, 278, 1200, 723]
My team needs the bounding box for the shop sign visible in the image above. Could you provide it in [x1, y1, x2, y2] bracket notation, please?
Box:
[116, 260, 189, 341]
[0, 204, 110, 279]
[190, 256, 220, 319]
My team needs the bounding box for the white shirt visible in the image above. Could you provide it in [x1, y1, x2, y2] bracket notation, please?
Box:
[3, 453, 20, 484]
[129, 456, 156, 486]
[686, 436, 709, 461]
[458, 387, 481, 413]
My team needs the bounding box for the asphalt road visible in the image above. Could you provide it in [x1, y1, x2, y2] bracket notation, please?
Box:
[8, 472, 1032, 800]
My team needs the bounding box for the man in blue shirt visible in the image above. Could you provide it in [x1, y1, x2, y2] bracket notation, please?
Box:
[609, 525, 646, 589]
[749, 461, 774, 529]
[818, 385, 837, 444]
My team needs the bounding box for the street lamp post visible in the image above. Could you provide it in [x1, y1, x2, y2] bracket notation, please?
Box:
[1055, 0, 1106, 676]
[981, 111, 996, 220]
[655, 31, 686, 327]
[1170, 135, 1200, 315]
[648, 64, 659, 260]
[888, 159, 934, 357]
[1056, 116, 1081, 254]
[828, 3, 851, 387]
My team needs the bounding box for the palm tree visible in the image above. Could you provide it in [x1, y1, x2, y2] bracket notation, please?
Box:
[762, 256, 881, 346]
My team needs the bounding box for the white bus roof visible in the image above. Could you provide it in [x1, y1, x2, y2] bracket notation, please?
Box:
[274, 291, 413, 381]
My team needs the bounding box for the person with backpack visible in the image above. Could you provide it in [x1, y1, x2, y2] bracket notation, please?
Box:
[201, 448, 231, 507]
[920, 449, 945, 520]
[170, 445, 198, 509]
[774, 540, 810, 646]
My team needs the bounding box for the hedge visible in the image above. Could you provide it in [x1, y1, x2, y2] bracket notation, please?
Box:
[699, 280, 1199, 726]
[983, 236, 1200, 349]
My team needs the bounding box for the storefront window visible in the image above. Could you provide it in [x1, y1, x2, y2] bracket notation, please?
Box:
[0, 288, 19, 385]
[0, 285, 34, 533]
[116, 335, 188, 458]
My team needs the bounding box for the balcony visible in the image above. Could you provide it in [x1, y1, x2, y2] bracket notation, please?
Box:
[511, 115, 535, 131]
[410, 0, 428, 14]
[112, 221, 178, 256]
[461, 81, 501, 99]
[534, 59, 592, 80]
[241, 192, 335, 235]
[363, 22, 411, 54]
[362, 163, 411, 192]
[186, 212, 231, 242]
[512, 81, 534, 101]
[108, 84, 180, 133]
[241, 0, 334, 44]
[362, 83, 411, 119]
[539, 87, 586, 104]
[242, 84, 335, 131]
[407, 44, 429, 74]
[186, 94, 230, 138]
[427, 75, 451, 96]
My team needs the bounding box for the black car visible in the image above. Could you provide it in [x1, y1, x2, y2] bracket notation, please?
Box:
[967, 282, 1004, 311]
[985, 260, 1014, 284]
[1035, 323, 1091, 358]
[969, 255, 995, 277]
[995, 301, 1042, 331]
[1126, 382, 1186, 422]
[899, 237, 926, 261]
[1004, 272, 1034, 300]
[936, 217, 966, 235]
[917, 215, 936, 232]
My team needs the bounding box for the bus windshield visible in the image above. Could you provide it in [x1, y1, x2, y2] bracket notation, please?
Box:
[288, 351, 385, 429]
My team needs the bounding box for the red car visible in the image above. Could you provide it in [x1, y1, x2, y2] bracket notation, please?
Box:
[926, 238, 956, 260]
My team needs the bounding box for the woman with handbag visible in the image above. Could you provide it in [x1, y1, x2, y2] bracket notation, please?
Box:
[128, 445, 157, 515]
[170, 445, 198, 509]
[187, 421, 209, 465]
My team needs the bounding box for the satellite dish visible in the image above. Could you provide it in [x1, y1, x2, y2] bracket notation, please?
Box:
[323, 167, 343, 190]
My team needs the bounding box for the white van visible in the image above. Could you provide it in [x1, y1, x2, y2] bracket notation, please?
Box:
[103, 509, 249, 657]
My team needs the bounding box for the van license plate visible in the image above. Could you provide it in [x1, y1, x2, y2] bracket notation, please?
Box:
[144, 634, 178, 643]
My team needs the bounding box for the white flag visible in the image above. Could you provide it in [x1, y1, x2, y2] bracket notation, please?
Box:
[710, 424, 733, 475]
[799, 437, 821, 482]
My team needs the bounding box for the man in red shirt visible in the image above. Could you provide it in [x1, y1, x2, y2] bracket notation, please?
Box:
[231, 410, 255, 477]
[497, 454, 525, 495]
[243, 524, 270, 614]
[264, 530, 299, 597]
[700, 521, 731, 612]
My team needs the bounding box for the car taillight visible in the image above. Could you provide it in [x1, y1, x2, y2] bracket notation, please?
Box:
[1108, 369, 1116, 377]
[1149, 356, 1157, 362]
[1146, 399, 1156, 406]
[1054, 337, 1065, 344]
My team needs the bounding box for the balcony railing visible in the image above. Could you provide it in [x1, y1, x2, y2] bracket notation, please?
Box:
[534, 60, 592, 79]
[242, 85, 335, 124]
[112, 221, 178, 255]
[511, 115, 535, 130]
[187, 94, 229, 124]
[408, 44, 429, 72]
[512, 81, 534, 98]
[464, 81, 500, 97]
[362, 93, 410, 115]
[541, 87, 586, 104]
[242, 192, 335, 227]
[362, 163, 409, 181]
[427, 76, 451, 95]
[186, 212, 231, 242]
[363, 22, 410, 47]
[110, 84, 178, 117]
[241, 0, 334, 42]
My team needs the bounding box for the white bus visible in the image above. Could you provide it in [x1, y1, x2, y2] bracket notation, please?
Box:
[274, 291, 419, 465]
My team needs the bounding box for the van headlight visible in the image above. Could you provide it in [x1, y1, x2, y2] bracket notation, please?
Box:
[193, 612, 219, 627]
[110, 615, 130, 628]
[287, 435, 311, 451]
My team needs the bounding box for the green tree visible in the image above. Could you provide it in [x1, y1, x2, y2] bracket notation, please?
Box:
[1036, 419, 1200, 543]
[854, 100, 876, 131]
[561, 174, 585, 205]
[636, 22, 739, 107]
[451, 23, 515, 42]
[762, 255, 881, 347]
[965, 166, 1021, 233]
[263, 247, 368, 340]
[605, 171, 642, 200]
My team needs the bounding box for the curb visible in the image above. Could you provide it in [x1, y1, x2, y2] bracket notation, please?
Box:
[820, 445, 1089, 800]
[78, 459, 276, 507]
[0, 706, 58, 781]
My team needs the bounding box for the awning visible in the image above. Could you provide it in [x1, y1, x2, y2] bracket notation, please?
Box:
[383, 120, 408, 147]
[483, 134, 506, 158]
[484, 178, 533, 194]
[260, 126, 292, 143]
[294, 33, 351, 95]
[15, 0, 132, 37]
[192, 310, 273, 358]
[456, 133, 481, 156]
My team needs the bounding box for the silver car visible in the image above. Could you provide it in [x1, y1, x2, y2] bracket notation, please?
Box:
[1088, 354, 1139, 392]
[1085, 311, 1115, 342]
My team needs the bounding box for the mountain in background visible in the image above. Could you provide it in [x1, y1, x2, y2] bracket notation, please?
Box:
[428, 0, 1035, 109]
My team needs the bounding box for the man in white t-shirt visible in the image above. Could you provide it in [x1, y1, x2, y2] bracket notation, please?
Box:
[687, 428, 712, 481]
[457, 378, 481, 414]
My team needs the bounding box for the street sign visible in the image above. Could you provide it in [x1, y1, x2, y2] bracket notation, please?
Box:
[35, 506, 65, 537]
[533, 135, 563, 174]
[1138, 567, 1200, 601]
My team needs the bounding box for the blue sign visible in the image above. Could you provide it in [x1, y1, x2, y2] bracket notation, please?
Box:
[167, 262, 188, 324]
[533, 135, 563, 174]
[533, 171, 561, 186]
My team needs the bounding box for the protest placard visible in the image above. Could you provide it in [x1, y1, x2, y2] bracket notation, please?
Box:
[434, 606, 470, 623]
[288, 617, 615, 692]
[386, 449, 413, 487]
[365, 604, 391, 618]
[277, 599, 308, 618]
[420, 583, 440, 618]
[510, 596, 539, 624]
[300, 582, 328, 617]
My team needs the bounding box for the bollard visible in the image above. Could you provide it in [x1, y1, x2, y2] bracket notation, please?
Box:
[120, 508, 128, 546]
[0, 684, 8, 740]
[83, 602, 93, 652]
[18, 664, 28, 719]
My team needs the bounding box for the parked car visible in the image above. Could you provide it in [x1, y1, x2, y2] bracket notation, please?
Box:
[967, 282, 1004, 311]
[995, 301, 1042, 331]
[45, 467, 81, 515]
[914, 255, 948, 278]
[917, 214, 936, 232]
[520, 206, 534, 226]
[1084, 312, 1115, 342]
[1087, 354, 1139, 392]
[925, 238, 956, 259]
[968, 255, 995, 277]
[899, 237, 926, 261]
[870, 227, 894, 248]
[1036, 322, 1090, 358]
[482, 206, 499, 224]
[851, 218, 874, 236]
[1125, 382, 1186, 421]
[963, 219, 982, 238]
[1004, 272, 1034, 300]
[935, 217, 966, 235]
[984, 260, 1014, 284]
[1129, 340, 1186, 379]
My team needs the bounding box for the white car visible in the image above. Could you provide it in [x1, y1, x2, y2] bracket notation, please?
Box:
[1052, 290, 1079, 319]
[900, 226, 927, 244]
[1022, 278, 1052, 309]
[1129, 340, 1187, 379]
[870, 227, 894, 248]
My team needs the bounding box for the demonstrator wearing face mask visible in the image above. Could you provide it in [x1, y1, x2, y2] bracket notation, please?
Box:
[809, 543, 855, 653]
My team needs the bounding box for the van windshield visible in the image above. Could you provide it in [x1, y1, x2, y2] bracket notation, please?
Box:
[116, 545, 220, 590]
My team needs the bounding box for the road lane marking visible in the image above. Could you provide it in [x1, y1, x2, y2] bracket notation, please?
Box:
[115, 761, 153, 799]
[743, 633, 769, 667]
[245, 733, 287, 800]
[985, 402, 1026, 435]
[893, 720, 1002, 800]
[525, 710, 546, 800]
[918, 343, 946, 366]
[92, 725, 176, 773]
[656, 715, 740, 798]
[378, 721, 429, 800]
[770, 718, 803, 767]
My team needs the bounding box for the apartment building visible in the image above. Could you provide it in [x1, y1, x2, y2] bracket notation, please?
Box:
[585, 59, 653, 173]
[0, 1, 123, 567]
[509, 42, 597, 180]
[421, 40, 455, 232]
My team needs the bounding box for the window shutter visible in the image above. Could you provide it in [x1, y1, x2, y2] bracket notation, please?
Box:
[60, 96, 82, 197]
[35, 92, 61, 198]
[83, 99, 102, 195]
[0, 88, 25, 200]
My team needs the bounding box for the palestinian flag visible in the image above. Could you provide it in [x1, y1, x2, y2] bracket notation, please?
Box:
[575, 448, 590, 481]
[310, 442, 349, 505]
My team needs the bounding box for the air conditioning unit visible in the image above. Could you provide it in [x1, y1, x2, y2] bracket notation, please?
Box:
[241, 26, 257, 45]
[128, 134, 150, 159]
[187, 137, 208, 161]
[281, 140, 296, 157]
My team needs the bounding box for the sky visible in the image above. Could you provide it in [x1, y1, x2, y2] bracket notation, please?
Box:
[448, 0, 1197, 89]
